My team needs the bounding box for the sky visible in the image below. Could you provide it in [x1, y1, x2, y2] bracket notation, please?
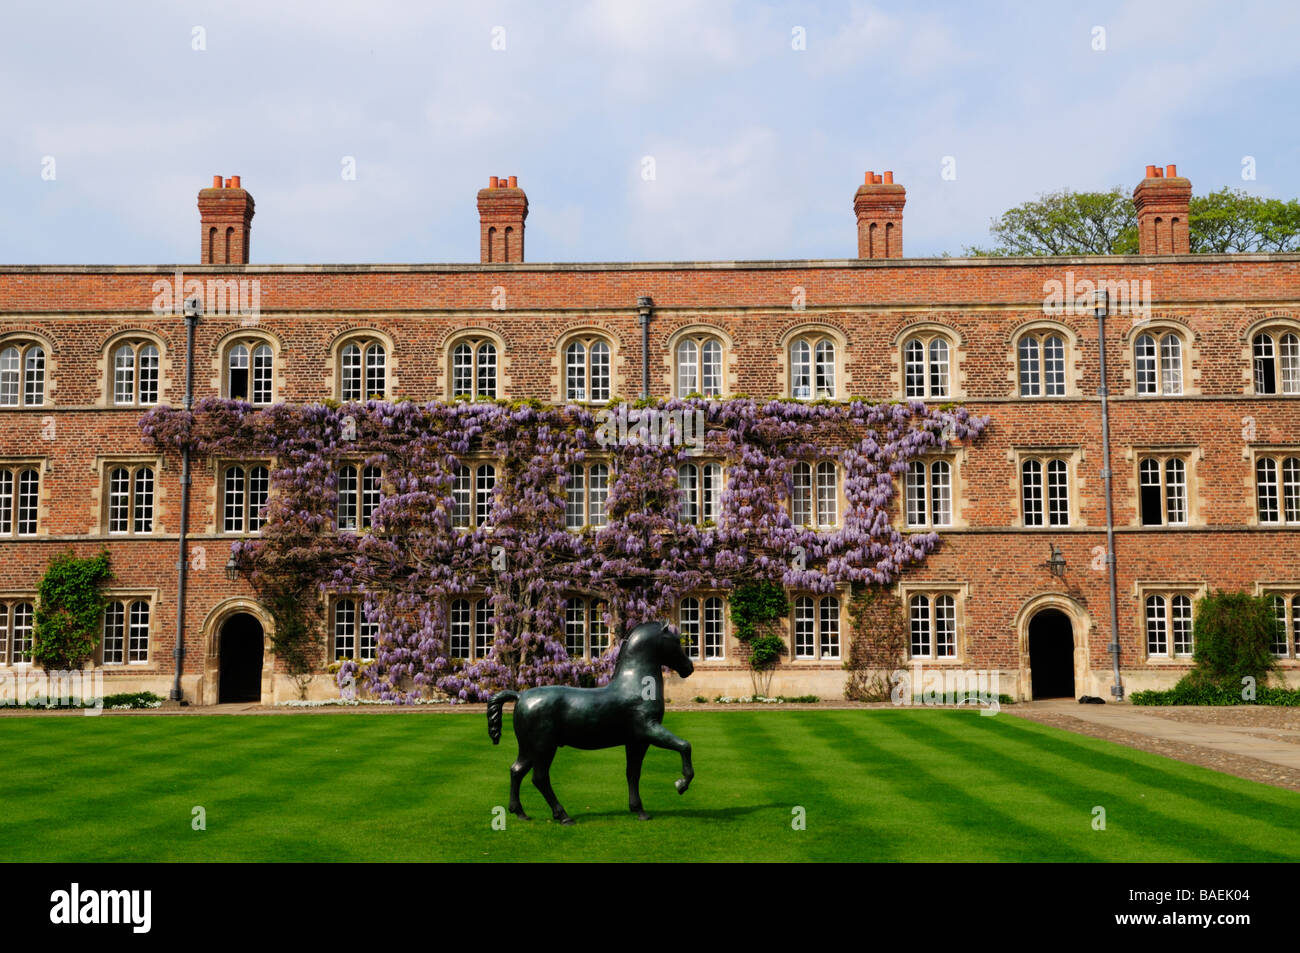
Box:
[0, 0, 1297, 265]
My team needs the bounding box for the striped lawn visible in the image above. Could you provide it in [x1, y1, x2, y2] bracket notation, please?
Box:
[1, 709, 1297, 862]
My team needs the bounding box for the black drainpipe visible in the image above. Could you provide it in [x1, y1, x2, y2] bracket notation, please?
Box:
[170, 298, 200, 703]
[637, 296, 653, 399]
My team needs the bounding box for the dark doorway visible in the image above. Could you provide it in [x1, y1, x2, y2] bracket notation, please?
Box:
[1028, 609, 1075, 699]
[219, 613, 264, 703]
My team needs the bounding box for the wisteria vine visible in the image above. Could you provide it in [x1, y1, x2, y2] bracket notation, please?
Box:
[140, 396, 988, 702]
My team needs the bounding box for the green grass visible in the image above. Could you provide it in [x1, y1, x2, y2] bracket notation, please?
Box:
[2, 709, 1298, 862]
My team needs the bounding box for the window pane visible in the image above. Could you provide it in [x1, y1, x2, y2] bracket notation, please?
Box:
[1139, 458, 1162, 526]
[904, 339, 925, 398]
[928, 338, 949, 398]
[228, 344, 249, 400]
[676, 340, 698, 396]
[337, 465, 358, 531]
[590, 602, 610, 657]
[451, 463, 471, 529]
[930, 460, 951, 527]
[1134, 334, 1156, 395]
[364, 344, 386, 399]
[361, 466, 382, 529]
[341, 343, 362, 401]
[452, 343, 473, 397]
[1281, 333, 1300, 395]
[1283, 458, 1300, 523]
[223, 467, 245, 533]
[910, 596, 931, 658]
[794, 596, 815, 659]
[819, 597, 840, 660]
[0, 470, 10, 535]
[139, 344, 160, 405]
[565, 599, 586, 658]
[0, 347, 18, 406]
[815, 462, 837, 526]
[1145, 595, 1168, 656]
[248, 466, 269, 532]
[128, 601, 150, 663]
[359, 602, 379, 661]
[565, 342, 585, 401]
[701, 464, 720, 524]
[678, 463, 698, 523]
[334, 599, 356, 660]
[113, 344, 136, 404]
[792, 462, 812, 526]
[103, 601, 125, 664]
[1257, 457, 1279, 522]
[476, 343, 496, 398]
[814, 340, 835, 398]
[1254, 334, 1276, 394]
[1171, 595, 1193, 656]
[1021, 460, 1043, 526]
[16, 469, 38, 535]
[475, 465, 495, 527]
[251, 344, 273, 405]
[108, 467, 130, 533]
[680, 597, 700, 660]
[1271, 595, 1289, 656]
[1164, 458, 1186, 525]
[1046, 459, 1069, 526]
[24, 347, 44, 405]
[449, 599, 470, 659]
[565, 464, 585, 529]
[1160, 334, 1183, 395]
[701, 340, 722, 397]
[134, 467, 154, 534]
[589, 341, 610, 402]
[1043, 335, 1065, 396]
[703, 597, 724, 659]
[474, 599, 493, 659]
[1018, 337, 1040, 397]
[12, 603, 33, 663]
[790, 340, 811, 399]
[934, 595, 955, 658]
[588, 464, 609, 527]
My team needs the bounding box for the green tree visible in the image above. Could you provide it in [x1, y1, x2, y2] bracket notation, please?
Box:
[964, 187, 1300, 256]
[32, 549, 112, 671]
[1186, 590, 1279, 691]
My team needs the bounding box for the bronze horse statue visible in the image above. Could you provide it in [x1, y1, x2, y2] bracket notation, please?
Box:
[487, 620, 694, 824]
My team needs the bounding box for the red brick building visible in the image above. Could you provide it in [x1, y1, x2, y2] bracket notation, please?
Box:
[1, 165, 1297, 704]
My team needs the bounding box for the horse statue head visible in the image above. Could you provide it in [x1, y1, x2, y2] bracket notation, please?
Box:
[617, 619, 695, 680]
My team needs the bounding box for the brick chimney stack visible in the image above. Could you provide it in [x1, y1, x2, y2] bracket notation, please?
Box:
[1133, 164, 1191, 255]
[854, 170, 905, 259]
[198, 175, 255, 265]
[477, 175, 528, 263]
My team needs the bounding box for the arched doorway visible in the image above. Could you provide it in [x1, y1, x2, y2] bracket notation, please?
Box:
[1028, 609, 1075, 699]
[218, 613, 264, 703]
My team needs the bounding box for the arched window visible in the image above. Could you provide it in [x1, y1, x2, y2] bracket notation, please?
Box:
[789, 334, 836, 399]
[1021, 457, 1070, 526]
[451, 462, 497, 529]
[106, 464, 155, 535]
[111, 339, 161, 406]
[222, 464, 270, 534]
[905, 458, 952, 528]
[565, 462, 609, 529]
[102, 600, 150, 664]
[909, 594, 956, 659]
[225, 339, 274, 405]
[337, 463, 382, 531]
[792, 461, 838, 528]
[677, 462, 722, 525]
[1255, 454, 1300, 524]
[0, 466, 40, 536]
[340, 338, 387, 401]
[333, 597, 379, 662]
[564, 336, 612, 402]
[903, 333, 951, 399]
[793, 595, 840, 660]
[449, 596, 494, 661]
[1134, 331, 1184, 396]
[0, 340, 46, 407]
[675, 335, 724, 397]
[679, 595, 725, 660]
[0, 601, 35, 665]
[1138, 455, 1188, 526]
[1253, 329, 1300, 395]
[1145, 593, 1194, 657]
[1017, 330, 1067, 397]
[564, 597, 610, 659]
[450, 337, 497, 399]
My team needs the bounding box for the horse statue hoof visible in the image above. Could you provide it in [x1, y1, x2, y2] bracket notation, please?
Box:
[637, 811, 652, 821]
[559, 815, 576, 826]
[675, 778, 688, 794]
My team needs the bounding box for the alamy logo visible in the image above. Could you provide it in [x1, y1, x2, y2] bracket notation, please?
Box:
[151, 270, 261, 319]
[594, 405, 704, 450]
[1042, 272, 1151, 323]
[49, 883, 151, 933]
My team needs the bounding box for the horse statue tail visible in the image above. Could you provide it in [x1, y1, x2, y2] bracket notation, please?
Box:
[487, 691, 519, 745]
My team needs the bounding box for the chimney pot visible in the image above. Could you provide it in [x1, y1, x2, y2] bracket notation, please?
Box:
[508, 175, 517, 188]
[865, 171, 873, 185]
[212, 174, 222, 188]
[883, 171, 894, 184]
[1166, 164, 1177, 178]
[223, 177, 232, 188]
[1145, 165, 1156, 178]
[489, 176, 499, 188]
[231, 175, 241, 189]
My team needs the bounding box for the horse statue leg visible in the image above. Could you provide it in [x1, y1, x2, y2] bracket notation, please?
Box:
[625, 741, 650, 819]
[509, 750, 533, 821]
[531, 746, 574, 825]
[643, 723, 694, 794]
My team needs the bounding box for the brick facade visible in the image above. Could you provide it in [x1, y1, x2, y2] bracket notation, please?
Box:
[1, 167, 1298, 704]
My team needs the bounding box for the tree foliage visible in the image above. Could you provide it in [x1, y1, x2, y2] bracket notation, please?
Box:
[32, 549, 112, 671]
[964, 186, 1300, 256]
[141, 396, 988, 702]
[1186, 590, 1278, 690]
